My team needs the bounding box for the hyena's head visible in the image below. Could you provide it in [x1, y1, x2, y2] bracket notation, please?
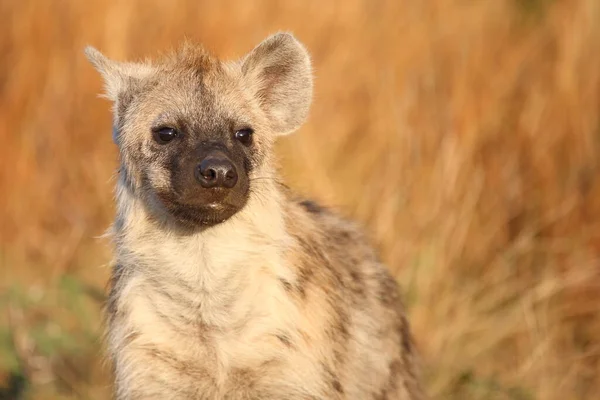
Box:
[86, 33, 312, 228]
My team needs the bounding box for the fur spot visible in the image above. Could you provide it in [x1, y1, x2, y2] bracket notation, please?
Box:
[377, 272, 399, 308]
[279, 277, 293, 292]
[299, 199, 325, 214]
[275, 332, 293, 348]
[400, 314, 413, 356]
[332, 379, 344, 394]
[321, 361, 344, 395]
[328, 303, 350, 341]
[347, 270, 366, 297]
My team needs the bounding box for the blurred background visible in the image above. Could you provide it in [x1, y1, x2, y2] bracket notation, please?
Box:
[1, 0, 600, 399]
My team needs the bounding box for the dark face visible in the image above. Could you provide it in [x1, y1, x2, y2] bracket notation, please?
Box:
[121, 67, 268, 229]
[150, 121, 254, 228]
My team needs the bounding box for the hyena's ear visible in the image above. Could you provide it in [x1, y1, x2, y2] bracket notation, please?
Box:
[84, 46, 154, 102]
[85, 47, 155, 144]
[241, 33, 313, 135]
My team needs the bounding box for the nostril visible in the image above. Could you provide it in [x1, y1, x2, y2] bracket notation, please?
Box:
[225, 170, 235, 181]
[222, 167, 238, 189]
[196, 162, 219, 188]
[203, 168, 217, 181]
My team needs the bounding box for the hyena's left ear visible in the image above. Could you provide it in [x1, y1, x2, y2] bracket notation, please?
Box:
[241, 33, 313, 136]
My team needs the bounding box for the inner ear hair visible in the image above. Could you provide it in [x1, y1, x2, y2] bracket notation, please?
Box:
[241, 32, 313, 136]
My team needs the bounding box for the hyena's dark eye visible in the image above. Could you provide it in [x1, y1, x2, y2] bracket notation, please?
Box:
[235, 128, 254, 146]
[153, 127, 178, 144]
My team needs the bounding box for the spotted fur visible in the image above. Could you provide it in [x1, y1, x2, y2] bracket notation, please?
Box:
[86, 32, 424, 400]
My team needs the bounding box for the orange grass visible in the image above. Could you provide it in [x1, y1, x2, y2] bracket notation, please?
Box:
[1, 0, 600, 398]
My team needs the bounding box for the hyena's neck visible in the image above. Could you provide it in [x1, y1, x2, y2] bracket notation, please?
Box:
[111, 173, 293, 323]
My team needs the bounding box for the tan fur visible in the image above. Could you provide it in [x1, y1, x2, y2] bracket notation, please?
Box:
[87, 32, 424, 399]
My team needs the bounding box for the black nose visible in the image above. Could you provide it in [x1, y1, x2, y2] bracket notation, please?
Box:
[195, 156, 238, 189]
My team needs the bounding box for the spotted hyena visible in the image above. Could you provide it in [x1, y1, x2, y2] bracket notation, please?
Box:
[85, 32, 424, 400]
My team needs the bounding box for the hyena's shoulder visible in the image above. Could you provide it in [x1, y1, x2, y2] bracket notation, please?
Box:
[290, 195, 389, 287]
[284, 196, 423, 399]
[287, 195, 407, 321]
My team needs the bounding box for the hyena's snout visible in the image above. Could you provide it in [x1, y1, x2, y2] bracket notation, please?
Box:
[149, 138, 251, 227]
[195, 150, 238, 190]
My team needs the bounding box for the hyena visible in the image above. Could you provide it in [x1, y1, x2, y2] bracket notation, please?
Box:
[85, 33, 424, 400]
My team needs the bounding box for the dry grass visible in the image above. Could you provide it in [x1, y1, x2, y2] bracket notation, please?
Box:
[1, 0, 600, 398]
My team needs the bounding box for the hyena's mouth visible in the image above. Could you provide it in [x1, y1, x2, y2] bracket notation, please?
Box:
[172, 203, 240, 226]
[155, 189, 249, 228]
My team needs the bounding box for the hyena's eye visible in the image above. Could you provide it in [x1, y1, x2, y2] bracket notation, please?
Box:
[153, 127, 178, 144]
[235, 128, 254, 146]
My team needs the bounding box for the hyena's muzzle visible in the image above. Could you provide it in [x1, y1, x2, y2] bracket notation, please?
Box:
[154, 138, 251, 228]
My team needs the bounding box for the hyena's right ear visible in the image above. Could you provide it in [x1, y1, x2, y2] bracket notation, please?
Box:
[84, 46, 154, 102]
[85, 47, 155, 143]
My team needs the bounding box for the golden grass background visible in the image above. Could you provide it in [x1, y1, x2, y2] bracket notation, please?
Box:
[1, 0, 600, 398]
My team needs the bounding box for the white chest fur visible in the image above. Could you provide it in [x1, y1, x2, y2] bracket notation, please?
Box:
[109, 192, 318, 398]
